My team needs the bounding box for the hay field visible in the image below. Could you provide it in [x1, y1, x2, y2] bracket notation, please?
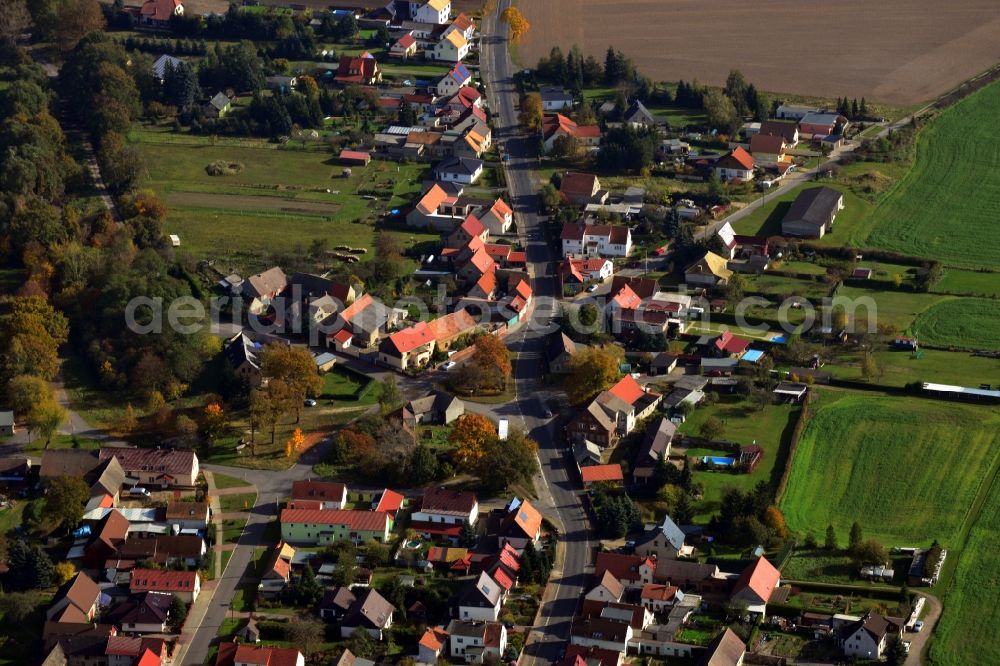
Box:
[518, 0, 1000, 105]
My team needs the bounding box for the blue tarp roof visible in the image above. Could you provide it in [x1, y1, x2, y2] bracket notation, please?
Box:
[741, 349, 765, 363]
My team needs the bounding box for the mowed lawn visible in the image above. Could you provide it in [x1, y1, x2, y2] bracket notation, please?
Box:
[780, 392, 1000, 546]
[929, 482, 1000, 666]
[866, 79, 1000, 269]
[134, 133, 438, 267]
[914, 298, 1000, 351]
[934, 269, 1000, 298]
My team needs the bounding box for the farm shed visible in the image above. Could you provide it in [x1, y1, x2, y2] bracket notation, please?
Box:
[340, 150, 372, 166]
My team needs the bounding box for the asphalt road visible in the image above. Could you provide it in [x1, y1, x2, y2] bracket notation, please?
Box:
[480, 6, 594, 663]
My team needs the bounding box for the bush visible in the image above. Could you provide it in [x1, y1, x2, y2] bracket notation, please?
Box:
[206, 160, 245, 176]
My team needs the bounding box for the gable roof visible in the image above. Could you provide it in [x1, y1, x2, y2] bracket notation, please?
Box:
[782, 186, 843, 230]
[436, 156, 483, 177]
[608, 374, 646, 405]
[714, 330, 750, 355]
[639, 514, 686, 550]
[421, 486, 478, 515]
[415, 183, 449, 214]
[595, 551, 653, 583]
[344, 588, 395, 630]
[759, 120, 798, 143]
[685, 250, 733, 280]
[699, 628, 746, 666]
[373, 489, 405, 515]
[443, 63, 471, 86]
[581, 400, 616, 433]
[427, 309, 477, 341]
[733, 556, 781, 603]
[40, 449, 101, 479]
[280, 508, 389, 532]
[291, 480, 347, 503]
[717, 146, 755, 171]
[460, 571, 502, 607]
[48, 572, 100, 623]
[504, 498, 542, 540]
[151, 54, 183, 80]
[560, 172, 600, 196]
[383, 321, 436, 356]
[443, 30, 466, 48]
[636, 418, 677, 468]
[593, 569, 624, 599]
[749, 133, 786, 155]
[419, 626, 449, 652]
[610, 283, 641, 310]
[624, 99, 655, 124]
[130, 569, 199, 594]
[641, 583, 679, 602]
[99, 448, 196, 478]
[580, 464, 624, 484]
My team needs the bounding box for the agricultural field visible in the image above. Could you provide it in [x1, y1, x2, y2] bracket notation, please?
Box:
[132, 128, 440, 273]
[866, 79, 1000, 269]
[833, 285, 951, 333]
[913, 298, 1000, 351]
[928, 477, 1000, 666]
[780, 392, 1000, 546]
[823, 348, 1000, 389]
[675, 396, 801, 523]
[934, 269, 1000, 297]
[517, 0, 1000, 106]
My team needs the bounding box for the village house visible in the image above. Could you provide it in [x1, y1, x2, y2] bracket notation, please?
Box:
[429, 309, 479, 350]
[623, 100, 657, 127]
[47, 573, 101, 624]
[640, 584, 681, 614]
[138, 0, 183, 30]
[541, 114, 601, 153]
[150, 53, 183, 82]
[411, 487, 479, 540]
[684, 251, 733, 287]
[82, 509, 130, 568]
[713, 146, 755, 182]
[417, 627, 449, 663]
[242, 266, 288, 315]
[568, 375, 661, 446]
[571, 618, 633, 654]
[433, 156, 484, 184]
[731, 556, 781, 618]
[561, 221, 632, 258]
[560, 172, 608, 206]
[633, 418, 677, 484]
[474, 198, 514, 235]
[654, 559, 729, 595]
[594, 552, 657, 590]
[497, 498, 542, 550]
[586, 571, 625, 603]
[329, 293, 395, 351]
[105, 636, 167, 666]
[379, 321, 437, 370]
[291, 481, 348, 510]
[560, 257, 614, 292]
[799, 111, 848, 137]
[759, 119, 799, 146]
[216, 643, 304, 666]
[448, 215, 489, 248]
[748, 133, 787, 166]
[203, 91, 231, 118]
[410, 0, 451, 23]
[701, 628, 747, 666]
[839, 612, 900, 660]
[781, 186, 845, 238]
[774, 104, 818, 121]
[99, 447, 199, 488]
[547, 332, 578, 374]
[432, 30, 470, 62]
[258, 542, 295, 597]
[437, 63, 472, 97]
[446, 620, 507, 663]
[130, 569, 200, 603]
[457, 571, 504, 621]
[335, 54, 382, 85]
[390, 33, 418, 58]
[635, 515, 687, 561]
[407, 183, 465, 230]
[225, 332, 262, 385]
[340, 588, 395, 639]
[107, 592, 173, 634]
[279, 508, 392, 545]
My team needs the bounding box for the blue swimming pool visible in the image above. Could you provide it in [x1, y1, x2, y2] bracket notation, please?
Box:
[703, 456, 736, 466]
[772, 335, 788, 344]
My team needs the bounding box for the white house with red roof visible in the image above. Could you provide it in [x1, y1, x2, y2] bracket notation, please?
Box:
[390, 33, 418, 59]
[475, 198, 514, 235]
[418, 626, 449, 663]
[217, 642, 304, 666]
[731, 556, 781, 617]
[412, 487, 479, 540]
[570, 375, 662, 445]
[542, 114, 602, 153]
[279, 508, 392, 545]
[560, 257, 614, 290]
[714, 330, 751, 358]
[407, 183, 466, 230]
[138, 0, 183, 29]
[448, 215, 489, 248]
[594, 551, 657, 590]
[561, 222, 632, 258]
[378, 321, 437, 370]
[129, 569, 201, 603]
[714, 146, 756, 182]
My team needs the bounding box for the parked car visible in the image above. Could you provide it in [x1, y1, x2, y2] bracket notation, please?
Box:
[913, 621, 925, 633]
[127, 487, 151, 498]
[443, 361, 457, 371]
[586, 284, 599, 293]
[304, 398, 317, 407]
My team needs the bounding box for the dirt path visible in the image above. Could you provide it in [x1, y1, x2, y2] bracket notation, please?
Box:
[907, 593, 942, 665]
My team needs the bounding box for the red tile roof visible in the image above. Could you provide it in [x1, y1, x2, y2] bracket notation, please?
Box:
[279, 509, 389, 532]
[416, 184, 449, 214]
[608, 374, 645, 405]
[472, 271, 497, 297]
[229, 644, 302, 666]
[292, 480, 346, 503]
[453, 12, 476, 31]
[427, 309, 477, 342]
[489, 198, 513, 217]
[641, 583, 679, 602]
[491, 566, 514, 591]
[610, 284, 641, 310]
[714, 330, 750, 355]
[594, 552, 654, 583]
[99, 448, 195, 478]
[339, 293, 374, 323]
[559, 172, 600, 196]
[507, 499, 541, 540]
[458, 214, 486, 238]
[720, 146, 755, 171]
[421, 486, 478, 515]
[386, 322, 436, 354]
[335, 55, 380, 84]
[140, 0, 181, 21]
[466, 247, 495, 275]
[419, 627, 449, 652]
[507, 251, 527, 264]
[485, 244, 512, 260]
[137, 649, 161, 666]
[513, 280, 532, 300]
[374, 489, 405, 515]
[733, 556, 780, 603]
[339, 149, 370, 162]
[749, 133, 785, 155]
[130, 569, 199, 595]
[580, 464, 624, 484]
[397, 34, 416, 48]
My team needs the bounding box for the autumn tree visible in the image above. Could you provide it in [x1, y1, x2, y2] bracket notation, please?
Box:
[28, 398, 66, 446]
[0, 296, 70, 383]
[259, 345, 323, 422]
[6, 375, 52, 415]
[699, 416, 724, 441]
[54, 561, 77, 585]
[564, 345, 624, 404]
[449, 413, 498, 471]
[0, 0, 32, 47]
[475, 428, 539, 493]
[286, 619, 324, 660]
[201, 402, 226, 439]
[118, 403, 138, 433]
[287, 428, 305, 457]
[378, 375, 402, 414]
[763, 506, 789, 540]
[861, 350, 882, 382]
[457, 334, 512, 393]
[500, 6, 530, 42]
[518, 92, 543, 132]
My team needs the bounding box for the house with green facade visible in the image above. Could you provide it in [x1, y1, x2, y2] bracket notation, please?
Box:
[280, 508, 393, 545]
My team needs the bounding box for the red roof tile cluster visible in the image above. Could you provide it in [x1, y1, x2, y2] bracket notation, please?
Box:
[714, 330, 750, 355]
[733, 556, 781, 603]
[130, 569, 199, 594]
[279, 509, 389, 532]
[559, 172, 600, 196]
[608, 374, 646, 405]
[610, 284, 641, 310]
[292, 480, 346, 503]
[386, 321, 436, 354]
[421, 486, 478, 515]
[580, 464, 624, 484]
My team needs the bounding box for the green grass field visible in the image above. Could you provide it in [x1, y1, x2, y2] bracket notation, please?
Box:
[780, 393, 1000, 546]
[677, 396, 801, 523]
[823, 349, 1000, 388]
[865, 80, 1000, 269]
[934, 269, 1000, 297]
[914, 298, 1000, 351]
[133, 129, 439, 272]
[730, 182, 873, 246]
[834, 285, 951, 332]
[320, 366, 381, 404]
[929, 477, 1000, 666]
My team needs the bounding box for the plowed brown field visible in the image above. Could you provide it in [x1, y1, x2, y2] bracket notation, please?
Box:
[518, 0, 1000, 105]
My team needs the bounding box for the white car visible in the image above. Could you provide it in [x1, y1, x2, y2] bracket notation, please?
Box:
[443, 361, 457, 371]
[127, 487, 151, 498]
[304, 398, 317, 407]
[586, 285, 599, 293]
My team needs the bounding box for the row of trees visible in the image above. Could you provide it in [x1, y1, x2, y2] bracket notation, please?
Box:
[712, 481, 790, 547]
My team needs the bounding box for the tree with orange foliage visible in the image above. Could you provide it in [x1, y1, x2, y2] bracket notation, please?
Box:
[449, 413, 498, 471]
[457, 334, 511, 393]
[763, 506, 789, 540]
[499, 6, 530, 43]
[287, 428, 305, 457]
[202, 402, 226, 439]
[518, 93, 543, 132]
